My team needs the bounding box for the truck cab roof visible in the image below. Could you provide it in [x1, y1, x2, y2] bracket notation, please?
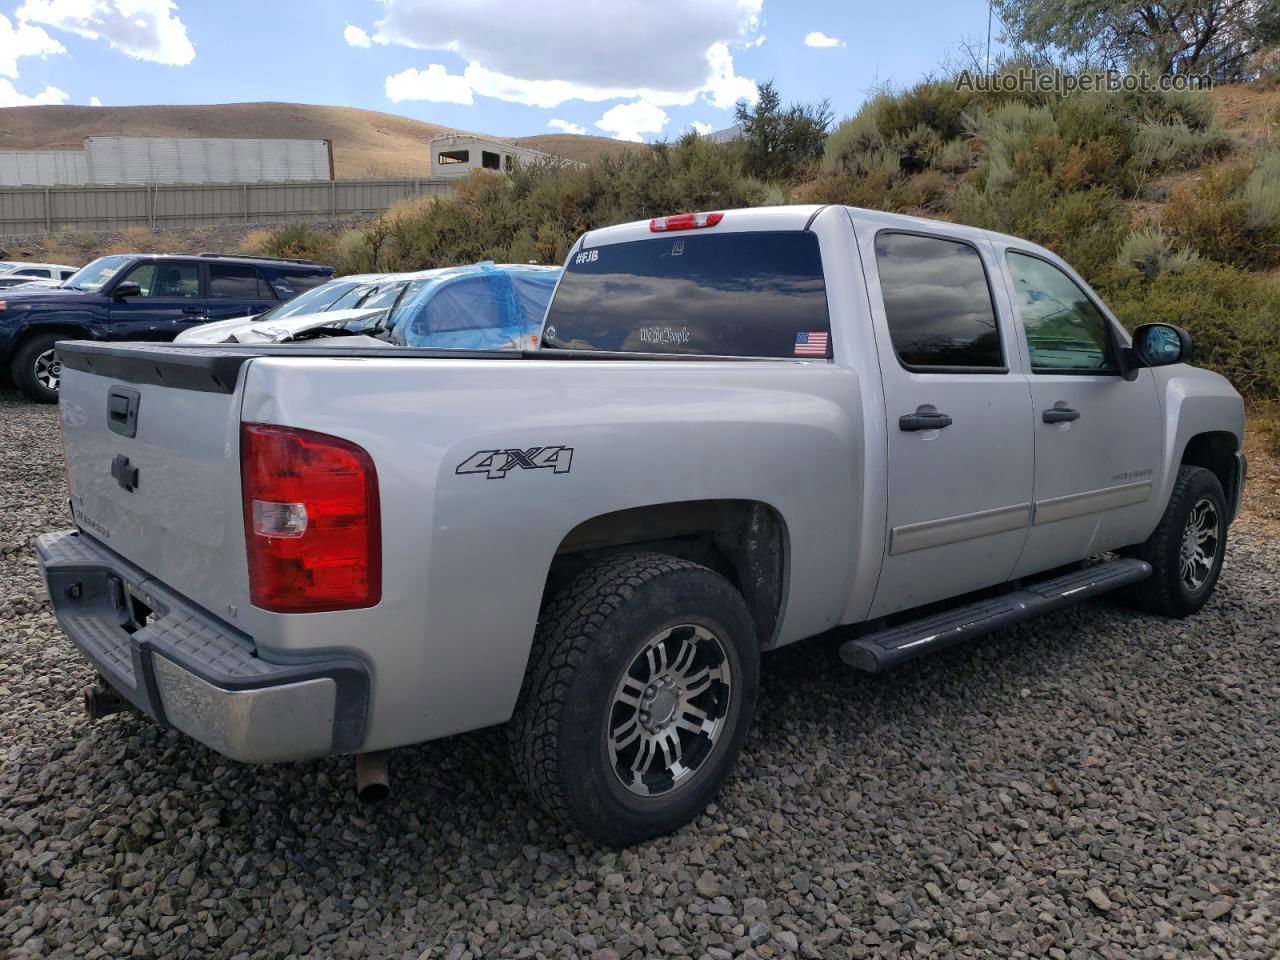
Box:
[580, 204, 1064, 267]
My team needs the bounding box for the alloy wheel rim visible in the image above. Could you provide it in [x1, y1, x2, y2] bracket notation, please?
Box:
[35, 349, 61, 391]
[606, 623, 731, 797]
[1180, 496, 1220, 592]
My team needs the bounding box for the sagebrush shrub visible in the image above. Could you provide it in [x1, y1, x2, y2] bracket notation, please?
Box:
[1115, 226, 1200, 278]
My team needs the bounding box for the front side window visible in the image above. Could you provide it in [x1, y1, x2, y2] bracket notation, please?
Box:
[209, 263, 273, 299]
[543, 230, 831, 358]
[1005, 252, 1115, 372]
[121, 261, 201, 298]
[874, 232, 1003, 370]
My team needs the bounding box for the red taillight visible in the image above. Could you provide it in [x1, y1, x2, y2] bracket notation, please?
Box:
[240, 423, 381, 613]
[649, 211, 724, 232]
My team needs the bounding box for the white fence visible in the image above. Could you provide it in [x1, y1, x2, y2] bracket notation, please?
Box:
[0, 178, 454, 234]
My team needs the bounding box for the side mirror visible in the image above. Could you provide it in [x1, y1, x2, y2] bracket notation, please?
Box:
[112, 281, 142, 300]
[1130, 323, 1191, 369]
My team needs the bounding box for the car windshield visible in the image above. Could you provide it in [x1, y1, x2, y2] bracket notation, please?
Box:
[64, 256, 133, 291]
[250, 278, 370, 324]
[319, 279, 409, 311]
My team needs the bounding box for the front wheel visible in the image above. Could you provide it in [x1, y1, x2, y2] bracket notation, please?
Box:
[11, 333, 63, 404]
[509, 552, 759, 846]
[1122, 465, 1227, 617]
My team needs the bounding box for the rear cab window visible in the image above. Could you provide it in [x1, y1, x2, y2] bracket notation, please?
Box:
[542, 231, 831, 359]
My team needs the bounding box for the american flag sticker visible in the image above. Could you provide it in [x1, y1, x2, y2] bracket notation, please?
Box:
[794, 331, 829, 356]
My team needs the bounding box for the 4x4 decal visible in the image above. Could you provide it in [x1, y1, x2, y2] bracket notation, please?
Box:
[455, 445, 574, 480]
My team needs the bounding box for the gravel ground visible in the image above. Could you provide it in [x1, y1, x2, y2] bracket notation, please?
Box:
[1, 387, 1277, 960]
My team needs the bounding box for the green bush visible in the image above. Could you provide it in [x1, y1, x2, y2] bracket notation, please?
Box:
[823, 101, 889, 176]
[1243, 149, 1280, 228]
[1164, 161, 1280, 270]
[255, 222, 336, 264]
[1133, 117, 1233, 173]
[873, 81, 981, 141]
[1114, 225, 1200, 278]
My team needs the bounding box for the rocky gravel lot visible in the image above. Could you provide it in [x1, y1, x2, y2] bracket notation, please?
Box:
[0, 387, 1277, 960]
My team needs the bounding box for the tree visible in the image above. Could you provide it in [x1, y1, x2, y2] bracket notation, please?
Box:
[991, 0, 1274, 78]
[734, 80, 834, 182]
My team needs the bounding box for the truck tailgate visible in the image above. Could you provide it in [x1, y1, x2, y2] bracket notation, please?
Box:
[57, 342, 249, 614]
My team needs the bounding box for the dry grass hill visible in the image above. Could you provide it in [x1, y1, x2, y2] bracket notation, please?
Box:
[0, 101, 644, 177]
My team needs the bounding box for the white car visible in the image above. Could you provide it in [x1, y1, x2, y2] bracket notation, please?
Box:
[0, 261, 79, 287]
[174, 272, 402, 344]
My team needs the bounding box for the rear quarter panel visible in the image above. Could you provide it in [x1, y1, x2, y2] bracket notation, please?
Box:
[240, 356, 864, 750]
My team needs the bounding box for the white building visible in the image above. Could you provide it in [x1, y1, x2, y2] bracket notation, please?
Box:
[428, 135, 562, 178]
[0, 137, 333, 186]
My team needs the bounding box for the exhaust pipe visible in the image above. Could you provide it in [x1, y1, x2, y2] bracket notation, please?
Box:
[355, 751, 390, 803]
[82, 683, 128, 721]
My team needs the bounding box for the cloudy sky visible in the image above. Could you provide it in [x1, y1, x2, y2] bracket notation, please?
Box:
[1, 0, 997, 142]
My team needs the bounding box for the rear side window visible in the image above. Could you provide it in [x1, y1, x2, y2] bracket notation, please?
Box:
[209, 263, 274, 299]
[260, 267, 331, 299]
[542, 231, 831, 358]
[874, 232, 1003, 370]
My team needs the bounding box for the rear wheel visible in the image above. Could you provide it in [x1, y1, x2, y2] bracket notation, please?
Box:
[11, 333, 62, 403]
[509, 552, 759, 846]
[1122, 465, 1227, 617]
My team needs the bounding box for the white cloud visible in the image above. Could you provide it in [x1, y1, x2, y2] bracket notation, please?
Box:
[344, 24, 371, 48]
[0, 12, 65, 79]
[744, 34, 766, 47]
[690, 120, 714, 135]
[548, 118, 587, 135]
[89, 95, 102, 105]
[804, 31, 845, 48]
[0, 77, 69, 106]
[704, 41, 756, 108]
[385, 64, 473, 104]
[17, 0, 195, 65]
[372, 0, 760, 109]
[595, 100, 669, 142]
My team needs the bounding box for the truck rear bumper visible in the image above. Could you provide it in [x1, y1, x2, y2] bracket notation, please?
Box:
[36, 529, 370, 763]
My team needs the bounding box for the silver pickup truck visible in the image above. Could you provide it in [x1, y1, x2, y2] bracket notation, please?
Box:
[38, 205, 1245, 845]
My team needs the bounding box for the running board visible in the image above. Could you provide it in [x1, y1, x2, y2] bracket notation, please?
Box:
[839, 558, 1152, 673]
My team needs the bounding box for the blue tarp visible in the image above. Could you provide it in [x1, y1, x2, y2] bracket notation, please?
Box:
[387, 262, 560, 350]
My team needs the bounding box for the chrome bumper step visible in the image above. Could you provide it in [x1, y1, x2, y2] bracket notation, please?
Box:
[839, 558, 1152, 673]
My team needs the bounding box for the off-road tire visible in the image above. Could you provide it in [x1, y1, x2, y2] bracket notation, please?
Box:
[1121, 465, 1227, 617]
[508, 551, 759, 846]
[11, 333, 62, 404]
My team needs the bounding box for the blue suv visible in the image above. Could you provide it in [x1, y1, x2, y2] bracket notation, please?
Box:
[0, 252, 334, 402]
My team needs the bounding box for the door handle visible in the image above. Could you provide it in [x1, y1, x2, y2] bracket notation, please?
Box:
[899, 410, 953, 431]
[1042, 407, 1081, 423]
[182, 307, 204, 315]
